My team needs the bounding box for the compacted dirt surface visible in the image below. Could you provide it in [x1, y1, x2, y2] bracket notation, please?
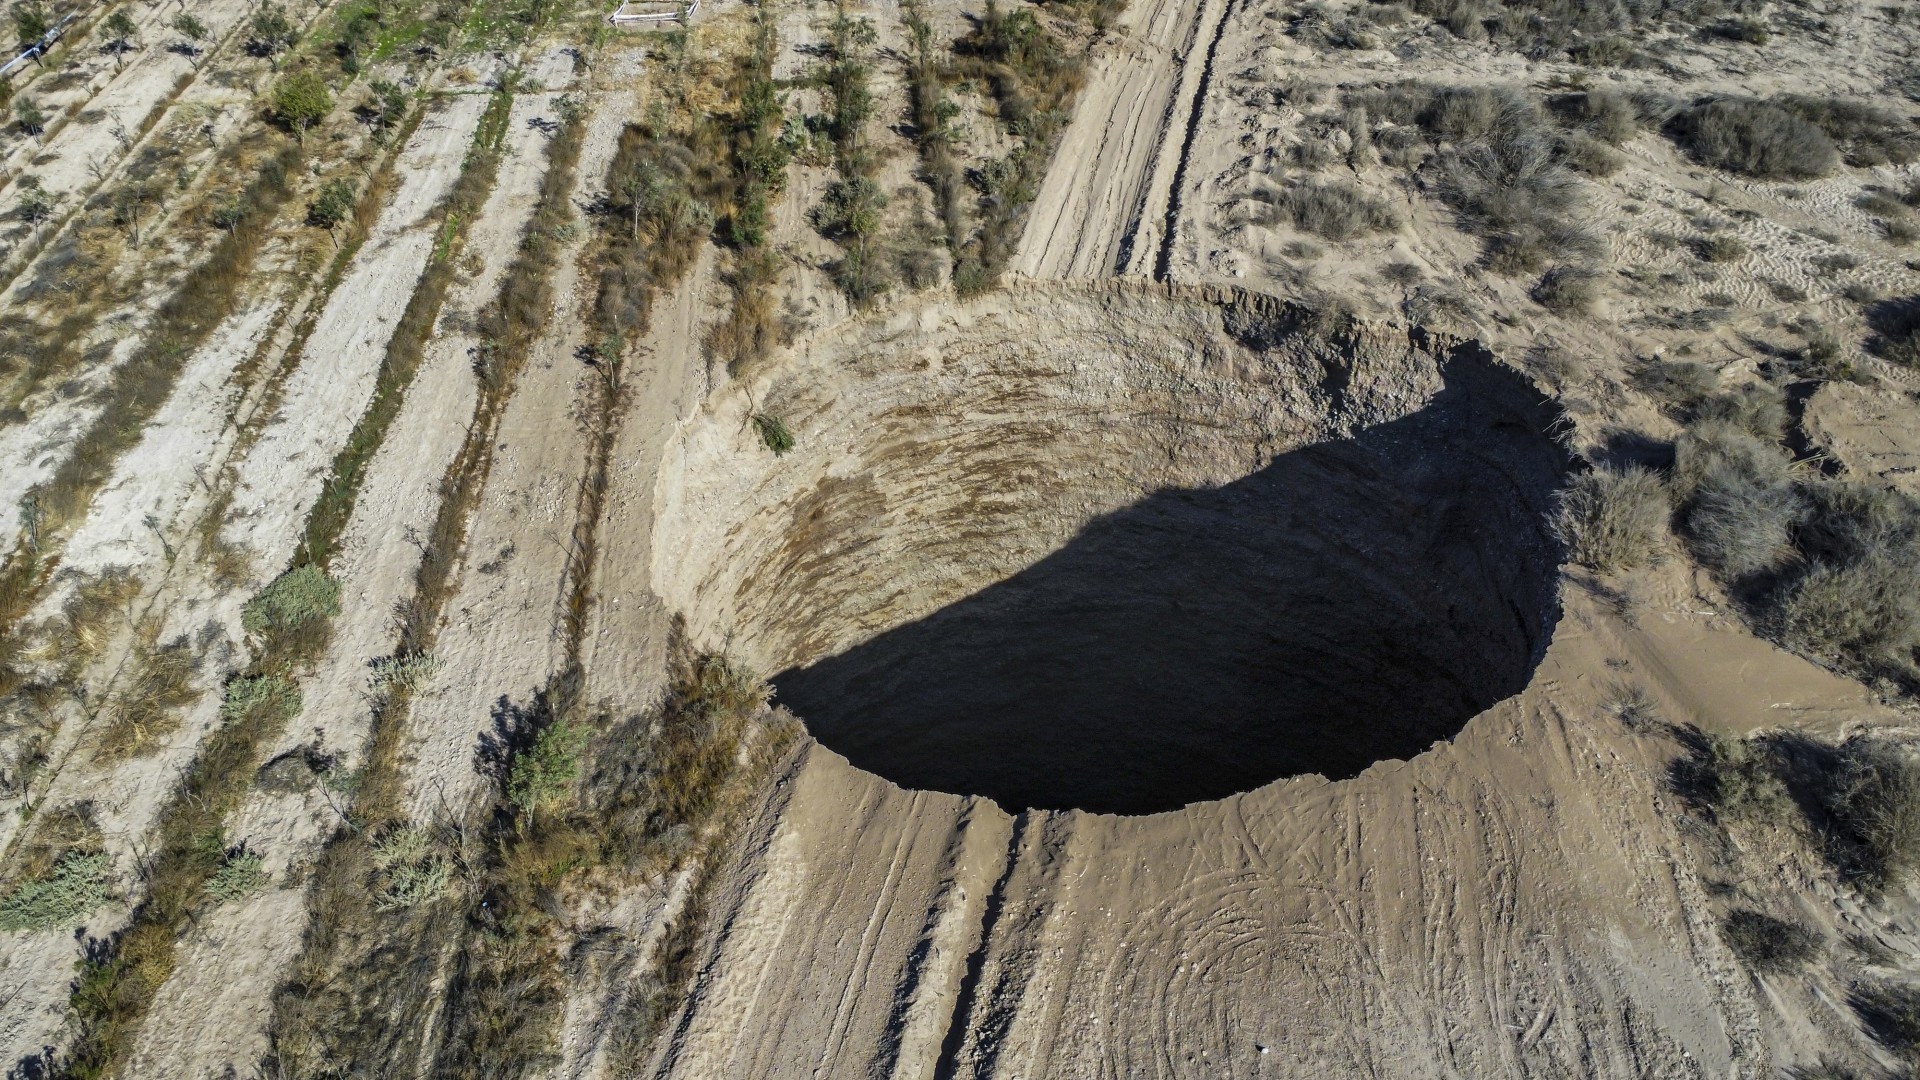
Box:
[6, 0, 1920, 1077]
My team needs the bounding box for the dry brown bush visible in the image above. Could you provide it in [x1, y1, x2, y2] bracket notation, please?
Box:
[1552, 464, 1669, 574]
[1252, 178, 1399, 240]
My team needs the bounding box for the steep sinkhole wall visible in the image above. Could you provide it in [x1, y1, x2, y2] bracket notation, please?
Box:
[651, 283, 1568, 814]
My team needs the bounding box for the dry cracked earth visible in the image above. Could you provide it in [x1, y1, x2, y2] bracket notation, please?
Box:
[2, 0, 1920, 1077]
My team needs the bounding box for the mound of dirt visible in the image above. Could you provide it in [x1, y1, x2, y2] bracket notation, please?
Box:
[653, 283, 1568, 812]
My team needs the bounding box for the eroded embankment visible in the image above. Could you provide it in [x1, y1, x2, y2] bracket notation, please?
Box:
[652, 282, 1568, 814]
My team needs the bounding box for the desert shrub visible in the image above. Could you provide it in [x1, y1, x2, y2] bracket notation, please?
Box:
[0, 850, 112, 931]
[1381, 261, 1423, 286]
[1632, 358, 1719, 417]
[244, 566, 340, 635]
[1259, 179, 1400, 241]
[1604, 684, 1661, 731]
[220, 674, 302, 727]
[1694, 383, 1788, 441]
[1778, 549, 1920, 681]
[897, 245, 944, 289]
[1427, 94, 1601, 273]
[1290, 3, 1381, 49]
[1580, 88, 1641, 145]
[203, 850, 265, 905]
[1675, 729, 1794, 822]
[752, 413, 794, 455]
[1672, 421, 1802, 580]
[1532, 264, 1601, 313]
[308, 179, 357, 229]
[1871, 299, 1920, 367]
[1709, 16, 1769, 42]
[1558, 132, 1622, 176]
[1552, 465, 1668, 573]
[507, 719, 586, 816]
[1696, 233, 1747, 262]
[1821, 738, 1920, 892]
[1778, 96, 1920, 167]
[808, 176, 887, 241]
[1720, 909, 1821, 972]
[369, 653, 440, 695]
[1787, 1058, 1864, 1080]
[1722, 479, 1920, 682]
[1843, 282, 1881, 306]
[1669, 99, 1839, 180]
[242, 566, 341, 657]
[1854, 980, 1920, 1061]
[370, 826, 452, 911]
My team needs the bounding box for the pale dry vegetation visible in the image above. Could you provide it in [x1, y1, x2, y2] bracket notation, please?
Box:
[1552, 464, 1669, 574]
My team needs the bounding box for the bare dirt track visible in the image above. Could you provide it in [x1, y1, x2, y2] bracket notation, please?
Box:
[1012, 0, 1225, 279]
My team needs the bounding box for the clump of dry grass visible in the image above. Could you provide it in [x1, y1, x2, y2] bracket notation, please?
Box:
[94, 629, 202, 762]
[1533, 264, 1601, 313]
[1552, 464, 1669, 574]
[1251, 178, 1399, 240]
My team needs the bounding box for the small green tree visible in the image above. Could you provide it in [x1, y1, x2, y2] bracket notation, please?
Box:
[274, 70, 333, 140]
[367, 78, 408, 138]
[14, 95, 44, 135]
[170, 12, 206, 58]
[13, 1, 51, 50]
[752, 413, 795, 455]
[248, 3, 296, 59]
[307, 178, 355, 228]
[337, 7, 378, 75]
[102, 9, 137, 56]
[16, 175, 53, 224]
[210, 191, 247, 231]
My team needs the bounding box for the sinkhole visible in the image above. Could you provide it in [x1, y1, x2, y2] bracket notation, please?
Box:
[653, 286, 1569, 815]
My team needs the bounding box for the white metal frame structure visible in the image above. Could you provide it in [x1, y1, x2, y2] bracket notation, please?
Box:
[608, 0, 698, 26]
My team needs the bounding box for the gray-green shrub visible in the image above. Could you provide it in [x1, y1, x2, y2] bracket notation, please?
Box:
[1672, 421, 1802, 579]
[203, 850, 265, 905]
[0, 851, 112, 931]
[1552, 464, 1668, 573]
[243, 566, 341, 638]
[1258, 179, 1400, 240]
[1669, 98, 1839, 180]
[220, 673, 303, 727]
